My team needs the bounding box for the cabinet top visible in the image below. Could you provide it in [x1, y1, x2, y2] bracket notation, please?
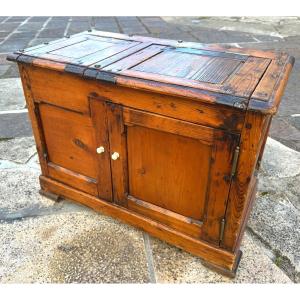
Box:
[7, 30, 294, 114]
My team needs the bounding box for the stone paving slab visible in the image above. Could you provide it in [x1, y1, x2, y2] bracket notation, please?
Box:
[249, 193, 300, 282]
[0, 39, 30, 53]
[0, 78, 24, 111]
[0, 168, 55, 217]
[150, 233, 291, 283]
[261, 138, 300, 178]
[0, 112, 32, 138]
[0, 136, 35, 163]
[163, 17, 300, 38]
[248, 138, 300, 282]
[0, 211, 150, 283]
[0, 64, 19, 78]
[0, 65, 10, 77]
[0, 165, 92, 220]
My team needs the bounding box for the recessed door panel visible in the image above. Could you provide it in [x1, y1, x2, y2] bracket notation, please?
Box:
[127, 125, 211, 220]
[39, 103, 98, 178]
[38, 102, 112, 200]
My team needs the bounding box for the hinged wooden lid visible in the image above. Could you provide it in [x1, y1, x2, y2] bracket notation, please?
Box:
[7, 30, 294, 114]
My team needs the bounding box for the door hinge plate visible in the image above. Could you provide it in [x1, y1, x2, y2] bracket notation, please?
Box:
[231, 146, 240, 178]
[43, 151, 48, 159]
[34, 105, 39, 115]
[219, 218, 226, 242]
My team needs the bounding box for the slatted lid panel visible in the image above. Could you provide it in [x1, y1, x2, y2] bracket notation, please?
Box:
[24, 34, 141, 65]
[14, 33, 272, 99]
[8, 30, 293, 113]
[104, 45, 271, 98]
[132, 51, 242, 84]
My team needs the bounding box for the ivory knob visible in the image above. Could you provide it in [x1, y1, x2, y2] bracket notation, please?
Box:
[96, 146, 105, 154]
[111, 152, 120, 160]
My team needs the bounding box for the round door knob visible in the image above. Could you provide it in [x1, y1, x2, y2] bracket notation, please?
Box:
[96, 146, 105, 154]
[111, 152, 120, 160]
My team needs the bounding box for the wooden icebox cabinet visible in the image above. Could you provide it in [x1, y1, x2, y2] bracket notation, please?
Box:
[7, 31, 294, 277]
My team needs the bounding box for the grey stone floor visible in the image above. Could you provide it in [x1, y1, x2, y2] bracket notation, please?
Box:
[0, 16, 299, 283]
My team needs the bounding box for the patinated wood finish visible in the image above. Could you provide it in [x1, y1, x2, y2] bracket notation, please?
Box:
[8, 30, 294, 277]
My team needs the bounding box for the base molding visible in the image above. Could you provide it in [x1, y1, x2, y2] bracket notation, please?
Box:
[39, 175, 241, 277]
[201, 250, 243, 278]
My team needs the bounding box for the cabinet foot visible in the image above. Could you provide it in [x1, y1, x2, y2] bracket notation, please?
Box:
[39, 189, 62, 202]
[201, 250, 242, 278]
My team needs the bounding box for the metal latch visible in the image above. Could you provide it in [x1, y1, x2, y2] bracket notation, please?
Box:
[231, 146, 240, 178]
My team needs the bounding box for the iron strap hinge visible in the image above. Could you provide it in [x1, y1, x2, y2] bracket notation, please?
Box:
[219, 218, 226, 242]
[231, 146, 240, 178]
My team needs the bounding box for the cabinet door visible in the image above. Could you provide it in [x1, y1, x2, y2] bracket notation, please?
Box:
[106, 102, 240, 244]
[37, 101, 112, 201]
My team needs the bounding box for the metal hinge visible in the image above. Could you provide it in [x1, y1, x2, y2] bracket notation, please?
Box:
[96, 71, 116, 84]
[230, 146, 240, 178]
[43, 151, 48, 160]
[219, 218, 226, 242]
[33, 106, 48, 160]
[34, 105, 39, 114]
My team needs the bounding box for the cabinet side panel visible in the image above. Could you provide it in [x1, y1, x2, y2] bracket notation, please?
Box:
[222, 111, 270, 251]
[18, 64, 49, 175]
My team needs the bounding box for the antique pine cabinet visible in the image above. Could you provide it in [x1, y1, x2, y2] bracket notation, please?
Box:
[8, 30, 294, 277]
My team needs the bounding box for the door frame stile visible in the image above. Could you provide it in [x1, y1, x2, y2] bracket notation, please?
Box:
[89, 94, 114, 201]
[106, 101, 129, 207]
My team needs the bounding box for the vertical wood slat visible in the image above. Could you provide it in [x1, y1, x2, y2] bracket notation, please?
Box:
[89, 97, 113, 201]
[201, 132, 240, 245]
[106, 102, 128, 207]
[102, 44, 166, 72]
